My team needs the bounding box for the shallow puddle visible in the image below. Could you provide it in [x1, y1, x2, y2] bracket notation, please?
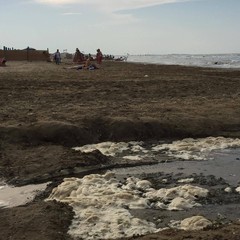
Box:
[0, 182, 49, 208]
[2, 137, 240, 240]
[75, 137, 240, 186]
[63, 137, 240, 239]
[113, 148, 240, 186]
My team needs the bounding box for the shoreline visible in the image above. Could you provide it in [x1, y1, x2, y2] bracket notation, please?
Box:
[126, 53, 240, 70]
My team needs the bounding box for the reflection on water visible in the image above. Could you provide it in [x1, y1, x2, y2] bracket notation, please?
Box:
[0, 182, 49, 208]
[47, 144, 240, 240]
[113, 148, 240, 186]
[49, 137, 240, 239]
[74, 137, 240, 186]
[1, 136, 240, 240]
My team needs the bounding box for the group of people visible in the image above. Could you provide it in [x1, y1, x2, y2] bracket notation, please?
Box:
[73, 48, 85, 64]
[72, 48, 103, 66]
[53, 48, 103, 69]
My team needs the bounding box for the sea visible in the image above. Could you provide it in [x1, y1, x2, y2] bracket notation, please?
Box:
[126, 53, 240, 69]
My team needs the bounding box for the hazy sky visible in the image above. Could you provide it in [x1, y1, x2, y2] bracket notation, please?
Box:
[1, 0, 240, 55]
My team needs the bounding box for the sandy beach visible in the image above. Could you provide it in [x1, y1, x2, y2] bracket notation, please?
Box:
[1, 60, 240, 240]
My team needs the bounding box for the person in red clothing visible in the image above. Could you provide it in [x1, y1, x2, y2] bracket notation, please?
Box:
[96, 48, 103, 65]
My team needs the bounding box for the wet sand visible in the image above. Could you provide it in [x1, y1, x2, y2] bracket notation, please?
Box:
[1, 60, 240, 239]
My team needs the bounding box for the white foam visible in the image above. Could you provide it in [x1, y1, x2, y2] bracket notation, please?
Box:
[73, 141, 150, 162]
[180, 216, 212, 230]
[123, 155, 142, 161]
[152, 137, 240, 160]
[136, 180, 152, 190]
[178, 178, 194, 183]
[224, 187, 232, 193]
[236, 186, 240, 193]
[73, 141, 128, 156]
[73, 141, 147, 158]
[145, 184, 208, 211]
[74, 137, 240, 162]
[169, 216, 212, 231]
[168, 197, 201, 211]
[46, 172, 208, 239]
[69, 207, 156, 240]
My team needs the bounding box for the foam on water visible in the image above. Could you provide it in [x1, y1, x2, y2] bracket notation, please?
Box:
[74, 137, 240, 161]
[73, 141, 147, 157]
[127, 54, 240, 69]
[61, 137, 240, 238]
[46, 172, 209, 239]
[123, 155, 142, 160]
[177, 178, 194, 183]
[152, 137, 240, 160]
[236, 187, 240, 193]
[170, 216, 212, 231]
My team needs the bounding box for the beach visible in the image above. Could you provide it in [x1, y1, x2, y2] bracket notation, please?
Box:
[1, 60, 240, 240]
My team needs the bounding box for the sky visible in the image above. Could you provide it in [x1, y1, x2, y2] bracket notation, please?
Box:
[1, 0, 240, 55]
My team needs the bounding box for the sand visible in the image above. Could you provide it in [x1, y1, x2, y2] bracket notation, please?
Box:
[0, 60, 240, 240]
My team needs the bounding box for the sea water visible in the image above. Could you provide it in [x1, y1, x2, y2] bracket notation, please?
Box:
[126, 54, 240, 69]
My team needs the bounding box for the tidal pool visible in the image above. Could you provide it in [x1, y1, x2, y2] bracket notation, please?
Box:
[0, 181, 49, 208]
[46, 137, 240, 239]
[2, 136, 240, 240]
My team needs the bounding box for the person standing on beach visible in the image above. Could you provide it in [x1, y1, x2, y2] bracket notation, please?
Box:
[73, 48, 84, 63]
[96, 48, 103, 65]
[54, 49, 61, 65]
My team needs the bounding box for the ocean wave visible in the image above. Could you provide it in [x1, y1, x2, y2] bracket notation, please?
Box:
[127, 54, 240, 69]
